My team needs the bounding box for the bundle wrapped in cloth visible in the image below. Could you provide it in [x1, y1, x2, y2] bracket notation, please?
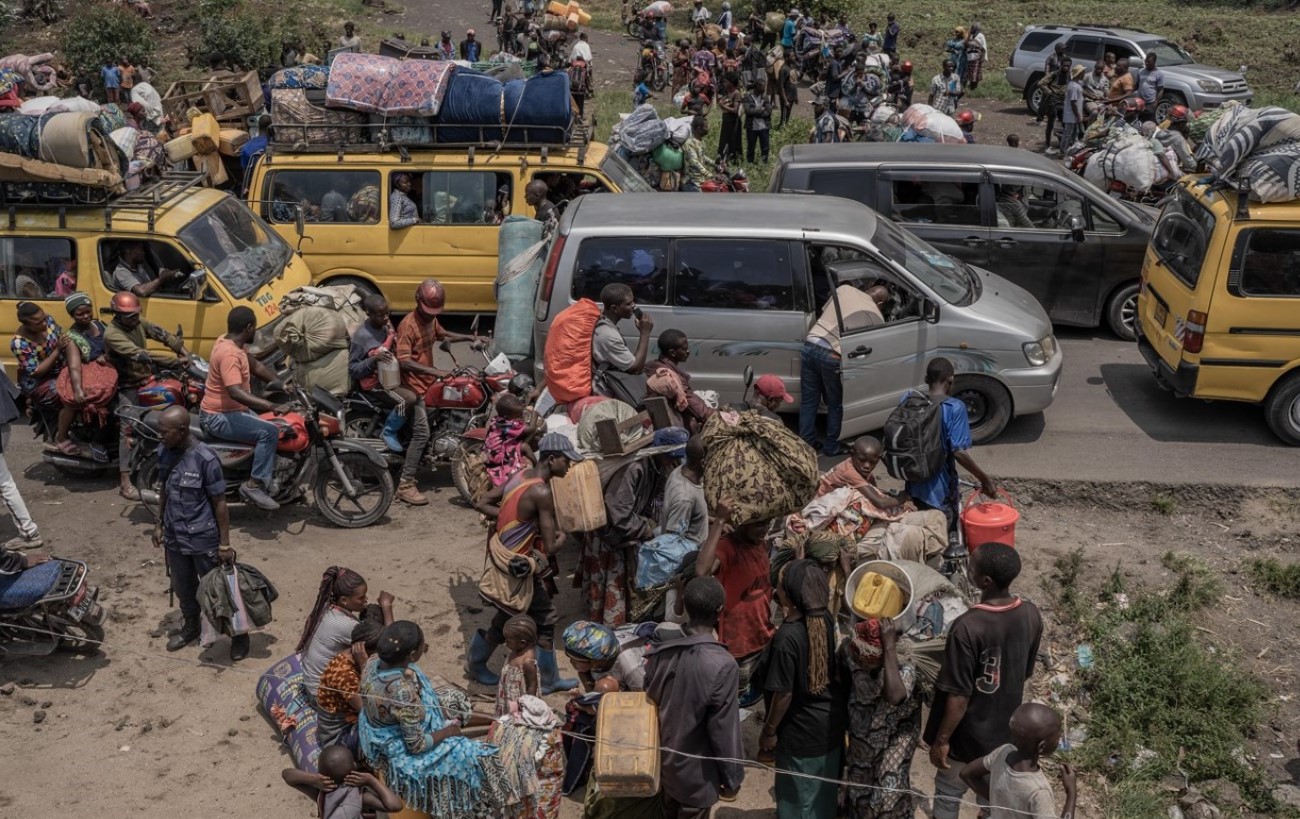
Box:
[1084, 131, 1161, 192]
[700, 409, 818, 525]
[1197, 102, 1300, 203]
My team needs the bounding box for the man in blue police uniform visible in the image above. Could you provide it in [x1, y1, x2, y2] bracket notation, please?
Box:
[152, 405, 238, 658]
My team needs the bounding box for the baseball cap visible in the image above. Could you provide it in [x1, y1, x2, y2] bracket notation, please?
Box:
[754, 374, 793, 403]
[538, 432, 584, 461]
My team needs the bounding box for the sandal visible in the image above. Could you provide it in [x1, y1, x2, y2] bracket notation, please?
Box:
[57, 439, 81, 456]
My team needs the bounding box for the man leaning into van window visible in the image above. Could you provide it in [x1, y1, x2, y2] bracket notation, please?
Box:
[112, 241, 186, 299]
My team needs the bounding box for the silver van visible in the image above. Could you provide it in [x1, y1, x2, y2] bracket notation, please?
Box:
[531, 194, 1063, 443]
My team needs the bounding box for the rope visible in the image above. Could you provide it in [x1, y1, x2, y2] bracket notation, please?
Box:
[4, 621, 1062, 816]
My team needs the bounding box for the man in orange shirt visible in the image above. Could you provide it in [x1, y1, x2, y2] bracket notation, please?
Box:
[394, 279, 484, 401]
[198, 307, 288, 511]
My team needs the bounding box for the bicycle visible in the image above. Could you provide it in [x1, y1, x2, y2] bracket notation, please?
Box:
[940, 478, 983, 601]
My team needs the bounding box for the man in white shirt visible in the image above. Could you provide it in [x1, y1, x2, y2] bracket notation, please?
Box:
[570, 31, 592, 62]
[691, 0, 710, 28]
[799, 284, 889, 455]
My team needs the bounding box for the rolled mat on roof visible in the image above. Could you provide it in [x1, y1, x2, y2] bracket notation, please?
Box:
[0, 111, 127, 177]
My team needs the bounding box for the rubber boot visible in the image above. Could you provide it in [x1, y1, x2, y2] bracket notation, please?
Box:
[537, 647, 578, 694]
[466, 629, 501, 686]
[166, 619, 200, 652]
[382, 409, 406, 453]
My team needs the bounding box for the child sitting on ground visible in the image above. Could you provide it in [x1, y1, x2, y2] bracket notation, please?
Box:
[484, 394, 540, 487]
[959, 702, 1078, 819]
[495, 614, 540, 716]
[282, 744, 404, 818]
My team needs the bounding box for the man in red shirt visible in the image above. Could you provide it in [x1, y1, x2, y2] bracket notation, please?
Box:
[696, 498, 774, 705]
[393, 279, 484, 400]
[198, 307, 287, 511]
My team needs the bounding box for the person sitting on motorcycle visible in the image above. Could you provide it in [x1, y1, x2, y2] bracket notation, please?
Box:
[349, 294, 430, 507]
[11, 302, 74, 442]
[198, 307, 288, 512]
[1158, 104, 1197, 173]
[484, 393, 542, 488]
[111, 240, 187, 299]
[57, 292, 118, 457]
[104, 291, 190, 500]
[680, 116, 711, 192]
[393, 279, 484, 451]
[0, 542, 49, 577]
[153, 404, 237, 656]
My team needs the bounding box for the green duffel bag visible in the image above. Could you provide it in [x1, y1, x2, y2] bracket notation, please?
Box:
[651, 141, 683, 172]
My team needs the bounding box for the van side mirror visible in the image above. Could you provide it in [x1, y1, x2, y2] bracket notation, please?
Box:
[295, 206, 306, 239]
[922, 299, 941, 324]
[743, 365, 754, 389]
[1069, 216, 1086, 243]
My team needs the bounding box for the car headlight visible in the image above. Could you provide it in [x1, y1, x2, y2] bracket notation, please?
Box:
[1197, 79, 1221, 92]
[1023, 335, 1057, 367]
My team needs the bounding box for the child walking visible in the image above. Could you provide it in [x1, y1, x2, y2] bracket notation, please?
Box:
[495, 614, 540, 716]
[960, 702, 1078, 819]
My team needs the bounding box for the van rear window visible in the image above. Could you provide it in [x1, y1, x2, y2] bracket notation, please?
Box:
[1151, 188, 1216, 289]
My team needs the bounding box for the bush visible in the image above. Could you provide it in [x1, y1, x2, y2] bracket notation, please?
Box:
[61, 6, 155, 79]
[196, 0, 280, 72]
[21, 0, 62, 24]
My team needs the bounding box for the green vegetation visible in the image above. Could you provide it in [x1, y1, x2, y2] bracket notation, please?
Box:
[1047, 549, 1280, 814]
[1151, 492, 1178, 516]
[189, 0, 332, 71]
[578, 0, 1300, 108]
[1245, 557, 1300, 599]
[60, 6, 155, 78]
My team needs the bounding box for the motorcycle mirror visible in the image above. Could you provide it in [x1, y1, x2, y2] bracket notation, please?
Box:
[175, 325, 184, 340]
[470, 314, 481, 334]
[439, 339, 453, 354]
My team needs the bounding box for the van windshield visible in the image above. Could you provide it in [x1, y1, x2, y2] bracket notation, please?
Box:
[869, 216, 974, 305]
[178, 198, 292, 299]
[599, 151, 655, 192]
[1152, 187, 1215, 289]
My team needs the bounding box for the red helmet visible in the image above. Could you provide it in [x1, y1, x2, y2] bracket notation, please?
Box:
[1167, 104, 1190, 123]
[1122, 97, 1145, 115]
[955, 109, 977, 126]
[109, 291, 141, 315]
[415, 279, 445, 314]
[900, 59, 913, 74]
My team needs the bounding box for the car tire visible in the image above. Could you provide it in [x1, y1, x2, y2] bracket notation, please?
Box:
[953, 375, 1013, 444]
[1024, 74, 1044, 116]
[1154, 93, 1186, 124]
[1105, 282, 1141, 342]
[1264, 373, 1300, 446]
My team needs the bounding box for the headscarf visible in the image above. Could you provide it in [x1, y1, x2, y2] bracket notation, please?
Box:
[63, 291, 92, 316]
[782, 559, 832, 694]
[850, 617, 884, 667]
[652, 425, 690, 459]
[562, 620, 620, 662]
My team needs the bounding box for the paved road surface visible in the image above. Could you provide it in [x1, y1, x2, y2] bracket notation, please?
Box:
[977, 329, 1296, 487]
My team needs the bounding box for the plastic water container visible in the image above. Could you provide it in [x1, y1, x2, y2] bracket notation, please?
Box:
[961, 489, 1019, 550]
[551, 458, 607, 532]
[594, 691, 660, 797]
[845, 560, 916, 631]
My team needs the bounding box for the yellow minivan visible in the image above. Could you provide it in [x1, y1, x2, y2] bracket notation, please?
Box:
[0, 173, 313, 376]
[246, 136, 651, 313]
[1136, 177, 1300, 444]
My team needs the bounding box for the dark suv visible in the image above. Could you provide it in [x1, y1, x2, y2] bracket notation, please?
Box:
[769, 143, 1157, 339]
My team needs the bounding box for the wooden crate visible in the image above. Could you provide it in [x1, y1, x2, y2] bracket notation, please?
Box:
[162, 71, 263, 126]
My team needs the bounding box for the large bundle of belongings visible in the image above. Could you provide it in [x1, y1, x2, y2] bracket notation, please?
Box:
[274, 284, 369, 397]
[608, 104, 697, 190]
[0, 106, 132, 200]
[1078, 115, 1184, 194]
[1195, 102, 1300, 203]
[270, 49, 576, 150]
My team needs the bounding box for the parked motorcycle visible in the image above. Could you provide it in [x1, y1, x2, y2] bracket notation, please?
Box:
[124, 385, 394, 528]
[35, 353, 208, 479]
[701, 156, 750, 193]
[0, 557, 105, 656]
[341, 342, 528, 503]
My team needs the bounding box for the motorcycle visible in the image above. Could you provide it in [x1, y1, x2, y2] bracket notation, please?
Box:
[701, 156, 749, 193]
[124, 384, 395, 529]
[0, 557, 105, 656]
[340, 342, 529, 503]
[35, 350, 208, 479]
[640, 40, 670, 91]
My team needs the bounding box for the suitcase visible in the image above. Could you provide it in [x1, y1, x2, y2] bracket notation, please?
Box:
[551, 457, 607, 533]
[593, 691, 660, 798]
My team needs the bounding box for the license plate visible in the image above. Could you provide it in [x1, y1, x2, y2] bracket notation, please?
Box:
[1154, 301, 1168, 329]
[68, 588, 94, 622]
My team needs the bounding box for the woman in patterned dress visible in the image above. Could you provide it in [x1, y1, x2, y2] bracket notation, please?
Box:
[840, 616, 925, 819]
[358, 621, 514, 818]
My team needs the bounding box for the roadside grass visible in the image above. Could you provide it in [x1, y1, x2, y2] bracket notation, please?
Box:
[1244, 557, 1300, 599]
[576, 0, 1300, 108]
[1151, 492, 1178, 516]
[1046, 548, 1283, 815]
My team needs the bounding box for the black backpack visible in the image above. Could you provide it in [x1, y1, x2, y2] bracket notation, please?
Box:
[882, 390, 946, 482]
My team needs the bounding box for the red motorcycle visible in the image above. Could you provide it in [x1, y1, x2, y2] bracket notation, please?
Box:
[701, 156, 749, 193]
[341, 341, 532, 502]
